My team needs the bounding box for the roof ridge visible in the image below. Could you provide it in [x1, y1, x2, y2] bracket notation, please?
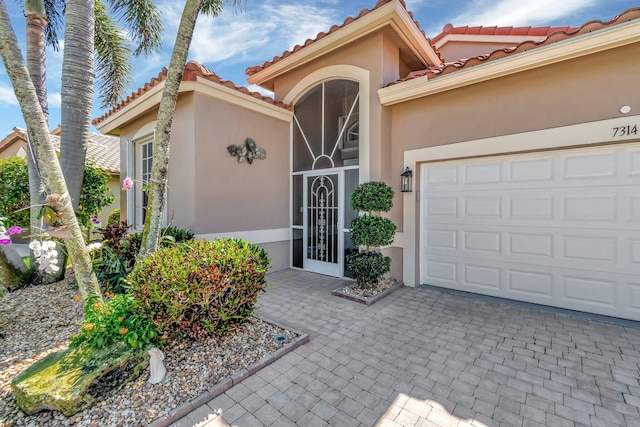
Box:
[93, 61, 292, 127]
[430, 24, 579, 45]
[245, 0, 426, 77]
[390, 7, 640, 85]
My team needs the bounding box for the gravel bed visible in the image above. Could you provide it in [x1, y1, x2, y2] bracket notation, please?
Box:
[336, 278, 400, 298]
[0, 276, 297, 427]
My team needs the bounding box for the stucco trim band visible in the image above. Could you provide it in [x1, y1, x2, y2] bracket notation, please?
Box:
[196, 228, 290, 245]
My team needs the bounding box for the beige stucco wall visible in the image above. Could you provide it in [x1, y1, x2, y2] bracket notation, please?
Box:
[437, 41, 528, 63]
[0, 139, 27, 158]
[192, 92, 290, 235]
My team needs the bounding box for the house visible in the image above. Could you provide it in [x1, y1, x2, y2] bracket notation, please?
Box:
[0, 126, 121, 226]
[93, 1, 640, 321]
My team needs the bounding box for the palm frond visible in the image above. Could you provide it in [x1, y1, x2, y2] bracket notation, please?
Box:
[200, 0, 245, 16]
[108, 0, 162, 56]
[94, 0, 132, 108]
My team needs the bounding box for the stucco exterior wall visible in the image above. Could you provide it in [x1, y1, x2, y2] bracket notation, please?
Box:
[192, 92, 290, 235]
[390, 43, 640, 153]
[0, 139, 26, 158]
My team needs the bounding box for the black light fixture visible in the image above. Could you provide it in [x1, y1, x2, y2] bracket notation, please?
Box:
[401, 167, 413, 193]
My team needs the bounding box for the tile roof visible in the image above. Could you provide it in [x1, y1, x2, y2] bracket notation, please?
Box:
[7, 127, 120, 174]
[389, 7, 640, 86]
[430, 24, 578, 45]
[245, 0, 426, 77]
[92, 61, 292, 127]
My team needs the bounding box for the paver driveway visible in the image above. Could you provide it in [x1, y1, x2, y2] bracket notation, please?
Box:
[172, 270, 640, 426]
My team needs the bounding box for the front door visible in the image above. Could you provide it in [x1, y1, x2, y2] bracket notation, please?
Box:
[305, 173, 341, 276]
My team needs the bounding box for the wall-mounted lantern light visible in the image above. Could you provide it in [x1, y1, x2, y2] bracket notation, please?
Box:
[401, 167, 413, 193]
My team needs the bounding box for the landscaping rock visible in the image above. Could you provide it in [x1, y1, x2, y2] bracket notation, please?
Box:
[11, 342, 148, 416]
[0, 245, 28, 291]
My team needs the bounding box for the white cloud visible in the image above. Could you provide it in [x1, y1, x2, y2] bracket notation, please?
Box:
[452, 0, 597, 26]
[186, 2, 338, 69]
[245, 84, 274, 98]
[0, 84, 18, 106]
[48, 92, 61, 107]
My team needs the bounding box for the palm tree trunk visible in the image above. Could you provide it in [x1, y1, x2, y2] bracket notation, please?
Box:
[140, 0, 203, 255]
[0, 0, 102, 301]
[57, 0, 95, 278]
[24, 2, 62, 281]
[59, 0, 94, 211]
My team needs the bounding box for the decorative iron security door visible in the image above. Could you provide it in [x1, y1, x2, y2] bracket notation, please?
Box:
[305, 174, 340, 275]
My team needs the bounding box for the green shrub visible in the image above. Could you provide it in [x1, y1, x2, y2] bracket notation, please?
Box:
[0, 157, 29, 227]
[70, 294, 159, 350]
[107, 208, 121, 225]
[93, 246, 130, 294]
[349, 216, 396, 249]
[76, 161, 115, 229]
[351, 181, 394, 213]
[346, 252, 391, 286]
[126, 238, 270, 341]
[159, 226, 195, 245]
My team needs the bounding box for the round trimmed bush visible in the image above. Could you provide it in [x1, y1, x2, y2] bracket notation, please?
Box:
[351, 181, 394, 213]
[346, 252, 391, 285]
[349, 216, 396, 249]
[126, 238, 270, 341]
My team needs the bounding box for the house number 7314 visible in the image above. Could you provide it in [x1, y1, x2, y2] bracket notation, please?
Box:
[612, 125, 638, 137]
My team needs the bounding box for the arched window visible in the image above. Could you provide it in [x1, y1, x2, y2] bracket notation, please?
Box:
[292, 79, 359, 172]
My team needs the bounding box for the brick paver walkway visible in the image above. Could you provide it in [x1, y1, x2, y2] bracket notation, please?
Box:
[171, 270, 640, 426]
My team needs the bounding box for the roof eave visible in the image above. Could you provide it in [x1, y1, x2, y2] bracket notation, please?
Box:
[379, 18, 640, 106]
[96, 78, 293, 135]
[247, 0, 441, 88]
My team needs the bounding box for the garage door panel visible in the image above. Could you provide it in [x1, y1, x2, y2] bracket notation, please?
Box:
[420, 143, 640, 321]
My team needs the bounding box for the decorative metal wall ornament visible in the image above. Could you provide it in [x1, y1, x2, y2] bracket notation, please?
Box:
[227, 138, 266, 165]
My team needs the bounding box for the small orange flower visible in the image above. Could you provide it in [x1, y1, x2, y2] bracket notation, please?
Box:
[74, 295, 82, 302]
[107, 292, 115, 299]
[83, 323, 95, 331]
[118, 317, 125, 322]
[120, 328, 129, 334]
[93, 302, 103, 310]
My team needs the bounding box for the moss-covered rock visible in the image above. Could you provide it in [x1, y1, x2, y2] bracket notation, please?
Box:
[11, 342, 148, 416]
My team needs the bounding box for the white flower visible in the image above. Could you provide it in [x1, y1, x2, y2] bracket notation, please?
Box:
[29, 240, 40, 250]
[87, 242, 103, 252]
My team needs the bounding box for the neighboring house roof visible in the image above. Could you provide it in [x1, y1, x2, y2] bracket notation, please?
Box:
[389, 7, 640, 85]
[0, 127, 120, 174]
[92, 61, 292, 128]
[430, 24, 577, 46]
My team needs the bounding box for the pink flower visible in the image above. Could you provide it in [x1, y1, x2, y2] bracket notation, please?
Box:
[0, 237, 11, 245]
[122, 177, 133, 191]
[91, 215, 100, 225]
[7, 226, 22, 235]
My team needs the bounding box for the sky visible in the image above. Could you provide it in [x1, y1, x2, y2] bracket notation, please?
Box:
[0, 0, 637, 139]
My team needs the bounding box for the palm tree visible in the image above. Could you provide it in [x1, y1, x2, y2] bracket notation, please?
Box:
[18, 0, 162, 282]
[141, 0, 241, 254]
[0, 0, 102, 300]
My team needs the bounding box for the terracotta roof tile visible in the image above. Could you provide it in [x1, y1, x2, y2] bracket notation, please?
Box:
[390, 8, 640, 86]
[7, 127, 120, 174]
[431, 23, 578, 45]
[92, 61, 292, 127]
[245, 0, 427, 77]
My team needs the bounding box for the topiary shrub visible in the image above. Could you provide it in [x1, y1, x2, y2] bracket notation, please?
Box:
[126, 238, 270, 341]
[107, 208, 121, 225]
[351, 181, 394, 213]
[349, 215, 396, 250]
[347, 181, 396, 286]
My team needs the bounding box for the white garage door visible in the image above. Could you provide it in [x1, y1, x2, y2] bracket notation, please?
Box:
[420, 143, 640, 320]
